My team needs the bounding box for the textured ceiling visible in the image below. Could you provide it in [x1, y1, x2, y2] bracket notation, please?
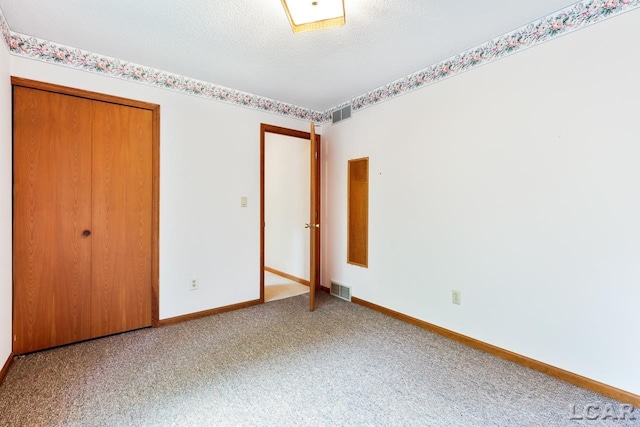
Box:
[0, 0, 581, 111]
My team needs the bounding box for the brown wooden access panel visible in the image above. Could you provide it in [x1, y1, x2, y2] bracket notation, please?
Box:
[348, 157, 369, 267]
[12, 78, 160, 354]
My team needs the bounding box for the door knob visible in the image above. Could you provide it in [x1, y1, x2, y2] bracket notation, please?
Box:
[82, 230, 91, 237]
[304, 223, 319, 229]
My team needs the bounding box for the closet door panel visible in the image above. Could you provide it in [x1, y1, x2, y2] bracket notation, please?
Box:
[91, 102, 152, 337]
[13, 88, 93, 354]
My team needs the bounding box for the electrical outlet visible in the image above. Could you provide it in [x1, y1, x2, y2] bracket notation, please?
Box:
[190, 278, 199, 290]
[452, 290, 461, 305]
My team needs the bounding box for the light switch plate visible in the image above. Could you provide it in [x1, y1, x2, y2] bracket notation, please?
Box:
[452, 290, 461, 305]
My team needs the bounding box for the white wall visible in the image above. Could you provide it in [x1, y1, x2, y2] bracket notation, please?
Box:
[0, 35, 12, 364]
[322, 9, 640, 395]
[265, 133, 310, 280]
[10, 56, 312, 320]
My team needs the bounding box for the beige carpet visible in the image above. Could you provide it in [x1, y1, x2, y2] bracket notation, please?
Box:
[1, 292, 633, 426]
[264, 271, 309, 302]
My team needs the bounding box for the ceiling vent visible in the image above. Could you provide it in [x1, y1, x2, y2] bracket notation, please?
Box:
[332, 105, 352, 125]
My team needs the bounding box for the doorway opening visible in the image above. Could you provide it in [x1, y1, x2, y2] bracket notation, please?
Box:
[260, 124, 320, 307]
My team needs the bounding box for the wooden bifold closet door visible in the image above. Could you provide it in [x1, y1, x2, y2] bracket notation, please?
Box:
[13, 85, 153, 354]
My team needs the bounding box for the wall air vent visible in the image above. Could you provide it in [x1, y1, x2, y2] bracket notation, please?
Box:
[330, 281, 352, 301]
[332, 105, 352, 125]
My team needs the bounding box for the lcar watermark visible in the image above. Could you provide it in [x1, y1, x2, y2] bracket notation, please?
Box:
[570, 403, 637, 421]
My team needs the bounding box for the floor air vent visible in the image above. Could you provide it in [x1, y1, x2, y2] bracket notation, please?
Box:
[330, 281, 351, 301]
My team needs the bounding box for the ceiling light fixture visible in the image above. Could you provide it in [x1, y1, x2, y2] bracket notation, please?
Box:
[281, 0, 345, 33]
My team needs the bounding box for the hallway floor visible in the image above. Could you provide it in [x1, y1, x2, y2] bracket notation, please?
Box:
[264, 271, 309, 302]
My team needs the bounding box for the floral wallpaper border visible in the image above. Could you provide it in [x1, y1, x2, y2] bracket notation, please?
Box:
[347, 0, 639, 114]
[1, 0, 638, 123]
[0, 10, 329, 123]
